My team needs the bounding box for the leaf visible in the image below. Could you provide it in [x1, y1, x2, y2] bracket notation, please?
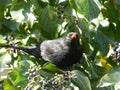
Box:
[71, 70, 92, 90]
[69, 0, 101, 20]
[0, 0, 12, 18]
[101, 57, 113, 71]
[38, 69, 55, 79]
[42, 62, 63, 73]
[94, 23, 115, 55]
[39, 5, 58, 39]
[14, 74, 27, 86]
[10, 9, 25, 23]
[88, 0, 101, 20]
[10, 0, 36, 27]
[16, 60, 35, 74]
[49, 0, 57, 6]
[8, 70, 18, 84]
[96, 85, 115, 90]
[8, 69, 28, 86]
[0, 5, 4, 18]
[102, 1, 119, 23]
[0, 35, 7, 45]
[86, 63, 107, 79]
[3, 19, 19, 31]
[4, 79, 16, 90]
[0, 53, 11, 72]
[78, 18, 90, 33]
[0, 0, 12, 6]
[98, 67, 120, 88]
[114, 0, 120, 14]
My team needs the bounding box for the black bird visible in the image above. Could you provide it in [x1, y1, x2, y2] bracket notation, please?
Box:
[0, 32, 83, 68]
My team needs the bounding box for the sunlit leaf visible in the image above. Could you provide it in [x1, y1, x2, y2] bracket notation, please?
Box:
[102, 1, 119, 23]
[98, 67, 120, 88]
[101, 57, 113, 71]
[69, 0, 101, 20]
[42, 62, 63, 73]
[0, 35, 7, 44]
[0, 53, 11, 72]
[4, 79, 16, 90]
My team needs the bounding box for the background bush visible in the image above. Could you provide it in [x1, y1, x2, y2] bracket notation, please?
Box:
[0, 0, 120, 90]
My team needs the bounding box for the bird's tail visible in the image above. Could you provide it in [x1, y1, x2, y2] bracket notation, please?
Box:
[0, 44, 41, 58]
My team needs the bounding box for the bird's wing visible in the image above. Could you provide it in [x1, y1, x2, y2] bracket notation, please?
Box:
[40, 39, 69, 61]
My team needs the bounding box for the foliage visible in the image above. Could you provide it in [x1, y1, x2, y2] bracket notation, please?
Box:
[0, 0, 120, 89]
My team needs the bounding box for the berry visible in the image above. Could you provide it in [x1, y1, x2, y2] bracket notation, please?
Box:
[111, 42, 120, 62]
[39, 80, 43, 85]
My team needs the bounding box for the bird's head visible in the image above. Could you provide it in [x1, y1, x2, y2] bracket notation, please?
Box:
[65, 32, 80, 46]
[67, 32, 78, 39]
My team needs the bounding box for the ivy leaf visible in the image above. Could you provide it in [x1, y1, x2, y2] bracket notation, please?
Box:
[4, 79, 17, 90]
[71, 70, 92, 90]
[98, 67, 120, 90]
[42, 62, 63, 73]
[69, 0, 100, 20]
[8, 69, 28, 86]
[0, 53, 11, 72]
[39, 5, 58, 39]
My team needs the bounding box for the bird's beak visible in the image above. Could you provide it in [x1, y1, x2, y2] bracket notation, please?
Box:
[71, 33, 77, 39]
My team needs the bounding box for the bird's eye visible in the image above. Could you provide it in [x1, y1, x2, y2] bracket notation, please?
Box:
[69, 33, 73, 37]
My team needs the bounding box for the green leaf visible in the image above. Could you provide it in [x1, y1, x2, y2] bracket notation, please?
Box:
[4, 79, 16, 90]
[88, 0, 101, 20]
[71, 70, 92, 90]
[86, 63, 107, 79]
[42, 62, 63, 73]
[49, 0, 57, 6]
[77, 18, 90, 33]
[10, 0, 36, 27]
[3, 19, 19, 31]
[0, 0, 12, 6]
[8, 70, 18, 84]
[0, 5, 5, 18]
[94, 23, 115, 55]
[96, 85, 115, 90]
[38, 69, 55, 79]
[98, 67, 120, 88]
[39, 5, 58, 39]
[114, 0, 120, 14]
[8, 69, 28, 87]
[69, 0, 101, 20]
[14, 74, 27, 86]
[16, 60, 34, 74]
[69, 0, 88, 14]
[0, 19, 19, 35]
[102, 1, 119, 23]
[0, 0, 12, 18]
[38, 0, 48, 8]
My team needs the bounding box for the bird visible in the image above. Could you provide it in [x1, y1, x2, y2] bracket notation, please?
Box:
[0, 32, 83, 68]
